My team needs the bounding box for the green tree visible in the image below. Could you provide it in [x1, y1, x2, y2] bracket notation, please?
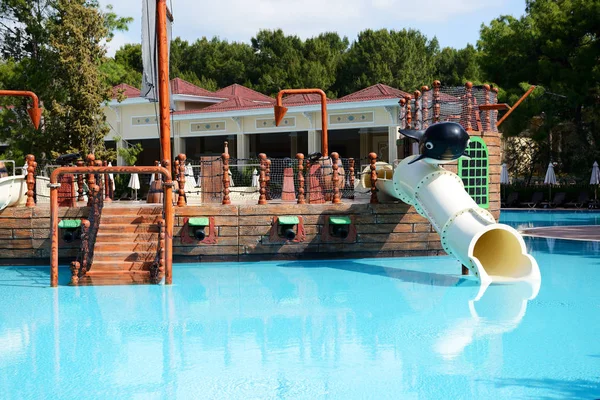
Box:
[435, 44, 481, 86]
[0, 0, 131, 162]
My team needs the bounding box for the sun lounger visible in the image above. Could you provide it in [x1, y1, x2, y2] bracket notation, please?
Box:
[502, 192, 519, 208]
[565, 192, 589, 209]
[520, 191, 544, 208]
[540, 192, 566, 208]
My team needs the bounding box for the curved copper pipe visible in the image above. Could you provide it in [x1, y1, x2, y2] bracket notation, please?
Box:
[49, 165, 171, 287]
[275, 89, 328, 156]
[0, 90, 42, 129]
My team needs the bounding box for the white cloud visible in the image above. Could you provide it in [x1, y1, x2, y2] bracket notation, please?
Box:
[99, 0, 511, 55]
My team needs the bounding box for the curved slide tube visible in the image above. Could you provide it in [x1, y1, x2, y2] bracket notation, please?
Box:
[368, 155, 540, 289]
[0, 175, 27, 210]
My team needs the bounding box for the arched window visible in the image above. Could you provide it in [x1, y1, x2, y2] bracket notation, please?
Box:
[458, 136, 489, 208]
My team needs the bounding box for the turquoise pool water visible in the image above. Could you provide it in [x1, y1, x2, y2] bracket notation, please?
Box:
[1, 212, 599, 399]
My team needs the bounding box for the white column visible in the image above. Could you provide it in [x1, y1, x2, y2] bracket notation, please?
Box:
[116, 139, 125, 166]
[173, 121, 183, 157]
[308, 130, 320, 154]
[388, 125, 399, 163]
[237, 133, 249, 159]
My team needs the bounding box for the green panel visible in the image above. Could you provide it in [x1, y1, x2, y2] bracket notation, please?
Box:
[58, 219, 81, 229]
[458, 136, 489, 209]
[329, 216, 351, 225]
[188, 217, 209, 226]
[278, 216, 299, 225]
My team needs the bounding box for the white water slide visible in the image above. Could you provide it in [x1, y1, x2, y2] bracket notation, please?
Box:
[0, 161, 27, 210]
[367, 156, 540, 290]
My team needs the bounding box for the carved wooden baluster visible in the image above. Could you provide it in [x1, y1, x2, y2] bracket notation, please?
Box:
[86, 154, 95, 207]
[221, 152, 231, 205]
[76, 161, 85, 202]
[103, 161, 111, 202]
[265, 158, 272, 200]
[174, 157, 180, 200]
[405, 95, 412, 129]
[464, 81, 473, 131]
[25, 154, 36, 207]
[296, 153, 305, 204]
[177, 154, 186, 206]
[349, 158, 355, 200]
[80, 219, 90, 272]
[433, 80, 441, 123]
[258, 153, 267, 205]
[483, 84, 491, 131]
[70, 261, 80, 285]
[331, 152, 341, 204]
[413, 90, 421, 130]
[95, 160, 103, 200]
[399, 98, 406, 129]
[369, 152, 378, 204]
[157, 218, 165, 279]
[421, 86, 430, 129]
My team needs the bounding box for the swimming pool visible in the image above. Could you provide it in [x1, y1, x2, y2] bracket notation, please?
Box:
[0, 212, 598, 399]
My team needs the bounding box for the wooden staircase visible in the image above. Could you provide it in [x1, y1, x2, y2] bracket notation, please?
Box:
[75, 205, 164, 286]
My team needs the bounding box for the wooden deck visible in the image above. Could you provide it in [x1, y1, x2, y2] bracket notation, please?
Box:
[521, 225, 600, 242]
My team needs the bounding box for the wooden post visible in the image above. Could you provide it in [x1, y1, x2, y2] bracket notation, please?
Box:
[331, 152, 341, 204]
[296, 153, 305, 204]
[258, 153, 267, 205]
[76, 161, 85, 202]
[25, 154, 36, 207]
[433, 80, 441, 123]
[464, 82, 473, 131]
[222, 152, 231, 205]
[349, 158, 355, 199]
[177, 154, 186, 206]
[399, 98, 406, 129]
[483, 84, 491, 131]
[369, 152, 378, 204]
[421, 86, 430, 129]
[80, 219, 90, 272]
[157, 0, 173, 285]
[405, 95, 412, 128]
[86, 154, 95, 207]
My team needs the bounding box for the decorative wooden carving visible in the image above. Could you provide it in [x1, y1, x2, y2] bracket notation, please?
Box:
[433, 80, 441, 123]
[296, 153, 305, 204]
[86, 154, 95, 207]
[177, 153, 187, 206]
[331, 152, 341, 204]
[413, 90, 421, 129]
[222, 152, 231, 205]
[405, 95, 412, 128]
[76, 161, 85, 202]
[421, 86, 430, 129]
[258, 153, 267, 205]
[103, 161, 111, 202]
[265, 158, 272, 200]
[369, 152, 378, 204]
[25, 154, 36, 207]
[349, 157, 355, 200]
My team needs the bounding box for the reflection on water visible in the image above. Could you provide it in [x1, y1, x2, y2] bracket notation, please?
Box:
[0, 234, 599, 399]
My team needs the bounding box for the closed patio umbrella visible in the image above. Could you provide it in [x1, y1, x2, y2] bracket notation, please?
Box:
[544, 162, 557, 202]
[228, 170, 235, 187]
[128, 171, 140, 201]
[590, 161, 599, 205]
[500, 163, 510, 201]
[185, 163, 196, 187]
[108, 162, 115, 191]
[251, 168, 259, 188]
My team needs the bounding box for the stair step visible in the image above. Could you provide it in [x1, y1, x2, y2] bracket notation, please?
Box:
[75, 271, 156, 286]
[96, 232, 159, 241]
[89, 260, 155, 271]
[94, 242, 158, 252]
[100, 207, 163, 216]
[97, 224, 160, 233]
[101, 215, 162, 225]
[93, 251, 155, 263]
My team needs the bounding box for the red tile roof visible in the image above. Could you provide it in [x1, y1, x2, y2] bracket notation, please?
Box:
[282, 93, 325, 105]
[174, 96, 272, 115]
[336, 83, 412, 102]
[214, 84, 274, 103]
[170, 78, 216, 97]
[111, 84, 141, 99]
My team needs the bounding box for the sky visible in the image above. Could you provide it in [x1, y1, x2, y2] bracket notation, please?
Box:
[99, 0, 527, 57]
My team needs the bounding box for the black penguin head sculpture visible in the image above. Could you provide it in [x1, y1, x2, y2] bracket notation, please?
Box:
[399, 122, 470, 165]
